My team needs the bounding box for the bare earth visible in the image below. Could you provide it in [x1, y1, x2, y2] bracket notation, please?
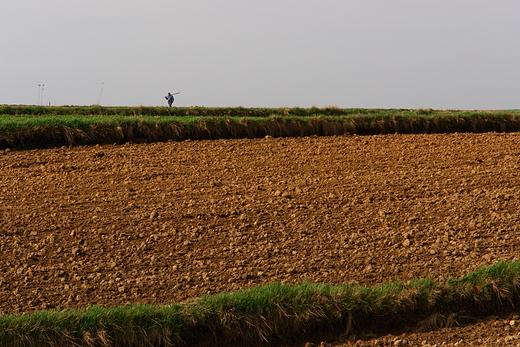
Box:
[2, 133, 520, 346]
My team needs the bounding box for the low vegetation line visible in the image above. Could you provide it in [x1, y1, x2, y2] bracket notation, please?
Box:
[1, 261, 520, 346]
[2, 105, 509, 117]
[1, 106, 520, 149]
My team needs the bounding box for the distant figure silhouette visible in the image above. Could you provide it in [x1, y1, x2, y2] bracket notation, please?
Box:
[165, 92, 174, 107]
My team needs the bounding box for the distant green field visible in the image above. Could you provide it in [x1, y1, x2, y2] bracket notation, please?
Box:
[1, 105, 520, 149]
[0, 104, 447, 117]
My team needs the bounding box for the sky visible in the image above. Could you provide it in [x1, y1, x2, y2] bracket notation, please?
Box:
[2, 1, 520, 109]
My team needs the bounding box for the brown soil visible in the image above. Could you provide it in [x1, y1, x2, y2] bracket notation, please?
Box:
[2, 133, 520, 346]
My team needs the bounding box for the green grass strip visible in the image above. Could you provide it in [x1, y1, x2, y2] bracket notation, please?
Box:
[0, 105, 459, 117]
[1, 261, 520, 346]
[1, 105, 519, 118]
[2, 109, 520, 149]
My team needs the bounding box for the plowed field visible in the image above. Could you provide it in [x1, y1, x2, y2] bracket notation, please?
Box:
[2, 133, 520, 346]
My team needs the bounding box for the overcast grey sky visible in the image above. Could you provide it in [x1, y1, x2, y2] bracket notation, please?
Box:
[2, 1, 519, 109]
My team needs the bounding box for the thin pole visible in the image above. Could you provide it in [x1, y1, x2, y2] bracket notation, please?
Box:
[97, 82, 104, 105]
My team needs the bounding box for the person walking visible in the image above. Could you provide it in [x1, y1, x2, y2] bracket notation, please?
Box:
[165, 92, 174, 107]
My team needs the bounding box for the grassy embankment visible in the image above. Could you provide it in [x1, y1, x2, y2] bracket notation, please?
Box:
[1, 105, 520, 149]
[1, 261, 520, 346]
